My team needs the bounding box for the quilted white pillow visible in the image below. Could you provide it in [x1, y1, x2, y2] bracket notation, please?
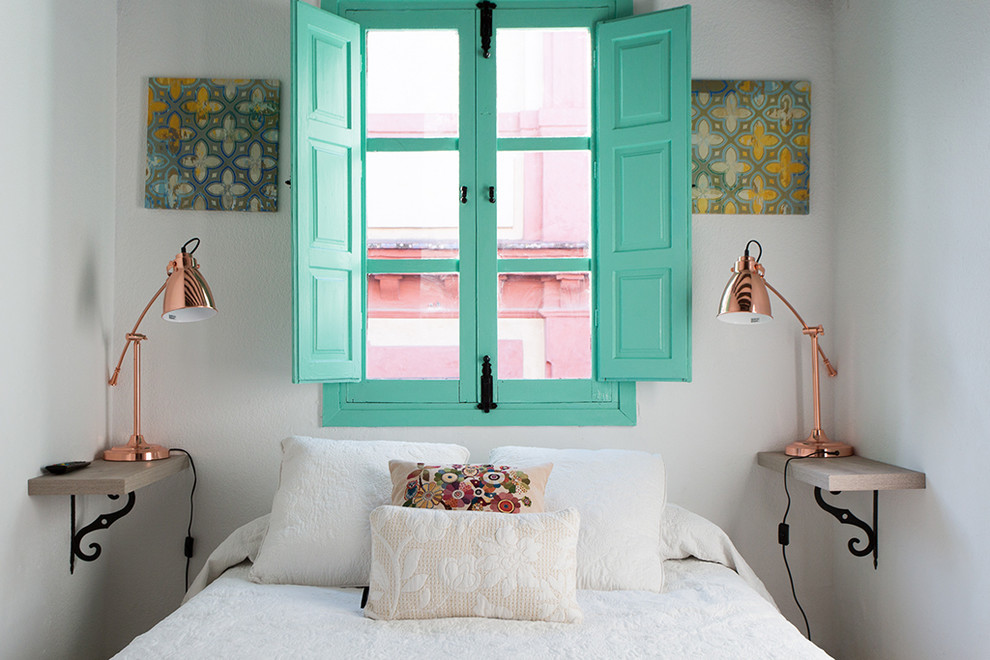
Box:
[489, 446, 666, 592]
[250, 436, 469, 587]
[365, 506, 582, 623]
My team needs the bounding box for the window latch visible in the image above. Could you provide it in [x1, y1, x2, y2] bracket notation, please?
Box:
[477, 355, 497, 413]
[460, 186, 468, 204]
[477, 1, 496, 59]
[488, 186, 496, 203]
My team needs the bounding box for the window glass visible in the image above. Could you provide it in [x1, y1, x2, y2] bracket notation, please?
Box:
[496, 150, 591, 258]
[497, 28, 591, 137]
[367, 273, 459, 380]
[366, 151, 459, 258]
[497, 272, 591, 379]
[366, 30, 459, 138]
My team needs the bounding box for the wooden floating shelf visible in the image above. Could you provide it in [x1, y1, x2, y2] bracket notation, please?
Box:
[28, 455, 190, 497]
[757, 451, 925, 492]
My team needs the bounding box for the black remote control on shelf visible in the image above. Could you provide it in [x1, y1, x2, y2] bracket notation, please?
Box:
[43, 461, 91, 475]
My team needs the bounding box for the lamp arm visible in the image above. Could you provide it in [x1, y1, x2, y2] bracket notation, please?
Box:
[107, 280, 168, 386]
[762, 278, 838, 377]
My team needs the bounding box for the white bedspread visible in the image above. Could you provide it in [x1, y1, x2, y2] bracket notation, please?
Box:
[116, 561, 828, 659]
[114, 506, 831, 659]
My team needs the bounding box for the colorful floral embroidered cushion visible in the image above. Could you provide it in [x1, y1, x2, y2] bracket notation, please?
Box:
[388, 461, 552, 513]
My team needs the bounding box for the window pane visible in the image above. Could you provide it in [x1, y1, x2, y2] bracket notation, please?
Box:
[367, 273, 459, 380]
[366, 30, 458, 138]
[497, 272, 591, 379]
[497, 151, 590, 258]
[497, 29, 591, 137]
[367, 152, 459, 258]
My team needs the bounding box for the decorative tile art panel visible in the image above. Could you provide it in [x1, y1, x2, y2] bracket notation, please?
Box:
[692, 80, 810, 214]
[146, 78, 280, 211]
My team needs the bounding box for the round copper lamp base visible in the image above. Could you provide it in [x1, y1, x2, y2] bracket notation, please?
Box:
[104, 435, 170, 461]
[785, 440, 854, 458]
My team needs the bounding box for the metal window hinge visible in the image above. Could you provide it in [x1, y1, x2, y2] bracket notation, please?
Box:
[477, 1, 497, 59]
[477, 355, 497, 412]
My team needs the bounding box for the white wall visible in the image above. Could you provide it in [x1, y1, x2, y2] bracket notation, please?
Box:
[105, 0, 844, 656]
[14, 1, 984, 656]
[832, 0, 990, 657]
[104, 0, 307, 655]
[641, 0, 842, 650]
[0, 1, 117, 658]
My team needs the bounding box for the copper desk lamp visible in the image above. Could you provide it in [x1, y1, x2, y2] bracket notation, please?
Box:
[105, 238, 217, 461]
[717, 240, 852, 458]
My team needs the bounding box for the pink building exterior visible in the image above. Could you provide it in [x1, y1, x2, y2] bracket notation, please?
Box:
[366, 30, 592, 381]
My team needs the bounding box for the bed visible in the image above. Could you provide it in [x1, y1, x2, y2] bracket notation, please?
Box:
[113, 438, 832, 659]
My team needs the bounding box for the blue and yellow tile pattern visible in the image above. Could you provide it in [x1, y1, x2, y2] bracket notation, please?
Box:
[692, 80, 810, 214]
[146, 78, 280, 211]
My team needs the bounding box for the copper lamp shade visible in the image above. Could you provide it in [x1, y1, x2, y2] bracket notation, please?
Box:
[718, 240, 853, 458]
[104, 238, 217, 461]
[717, 255, 773, 324]
[162, 250, 217, 323]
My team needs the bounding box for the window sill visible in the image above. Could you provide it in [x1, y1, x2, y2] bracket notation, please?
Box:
[321, 382, 636, 426]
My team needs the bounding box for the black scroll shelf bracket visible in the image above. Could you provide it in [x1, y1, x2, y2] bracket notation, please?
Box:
[814, 487, 879, 569]
[70, 492, 137, 573]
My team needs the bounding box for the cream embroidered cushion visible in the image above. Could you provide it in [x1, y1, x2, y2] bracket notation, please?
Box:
[250, 436, 469, 587]
[365, 506, 582, 623]
[388, 461, 552, 513]
[489, 446, 666, 592]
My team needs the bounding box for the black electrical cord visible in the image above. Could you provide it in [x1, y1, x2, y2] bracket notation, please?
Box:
[181, 237, 200, 255]
[779, 449, 833, 641]
[744, 238, 763, 262]
[169, 448, 197, 592]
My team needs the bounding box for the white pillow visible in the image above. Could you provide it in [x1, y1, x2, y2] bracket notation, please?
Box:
[365, 506, 582, 623]
[489, 446, 666, 591]
[250, 436, 469, 587]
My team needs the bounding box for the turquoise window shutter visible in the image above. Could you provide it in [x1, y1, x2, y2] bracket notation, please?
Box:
[595, 6, 691, 382]
[292, 1, 364, 383]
